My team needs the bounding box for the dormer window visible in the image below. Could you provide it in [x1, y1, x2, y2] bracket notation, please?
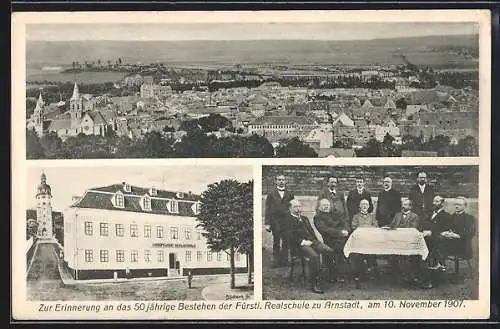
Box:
[176, 192, 184, 199]
[123, 182, 131, 193]
[168, 200, 179, 214]
[142, 195, 152, 211]
[114, 191, 125, 208]
[192, 201, 202, 215]
[150, 187, 157, 196]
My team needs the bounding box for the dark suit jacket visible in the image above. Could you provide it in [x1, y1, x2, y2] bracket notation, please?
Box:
[421, 208, 452, 235]
[408, 184, 435, 217]
[264, 188, 295, 233]
[375, 189, 402, 227]
[313, 212, 348, 247]
[316, 187, 348, 225]
[285, 214, 319, 252]
[390, 211, 420, 229]
[346, 189, 374, 220]
[449, 212, 476, 259]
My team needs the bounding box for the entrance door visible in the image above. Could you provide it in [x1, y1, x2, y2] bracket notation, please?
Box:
[169, 253, 176, 269]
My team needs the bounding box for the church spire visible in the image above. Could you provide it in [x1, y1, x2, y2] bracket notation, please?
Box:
[71, 82, 80, 100]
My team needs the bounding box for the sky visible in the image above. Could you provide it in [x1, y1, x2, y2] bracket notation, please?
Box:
[26, 22, 479, 41]
[26, 165, 253, 211]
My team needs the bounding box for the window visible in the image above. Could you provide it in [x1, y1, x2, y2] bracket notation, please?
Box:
[144, 225, 151, 238]
[115, 224, 124, 237]
[115, 193, 124, 208]
[156, 226, 164, 238]
[143, 196, 151, 211]
[130, 250, 138, 262]
[196, 251, 203, 262]
[207, 251, 213, 262]
[168, 200, 179, 213]
[100, 250, 109, 262]
[157, 250, 164, 262]
[196, 229, 202, 240]
[227, 253, 231, 261]
[185, 251, 192, 262]
[144, 250, 151, 262]
[84, 221, 93, 236]
[85, 250, 93, 262]
[116, 250, 125, 262]
[235, 253, 241, 261]
[170, 227, 178, 240]
[184, 228, 191, 240]
[100, 223, 108, 236]
[193, 202, 201, 215]
[124, 184, 131, 192]
[130, 224, 138, 237]
[176, 192, 184, 199]
[150, 187, 157, 196]
[217, 252, 222, 262]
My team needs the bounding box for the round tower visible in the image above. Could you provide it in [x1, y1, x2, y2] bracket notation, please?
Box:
[36, 172, 53, 239]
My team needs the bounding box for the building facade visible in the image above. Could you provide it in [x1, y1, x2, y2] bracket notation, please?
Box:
[63, 182, 247, 280]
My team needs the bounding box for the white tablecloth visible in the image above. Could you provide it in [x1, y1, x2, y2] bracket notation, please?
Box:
[343, 227, 429, 260]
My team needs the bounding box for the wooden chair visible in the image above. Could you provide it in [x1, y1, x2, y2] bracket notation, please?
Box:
[446, 255, 472, 276]
[288, 247, 310, 284]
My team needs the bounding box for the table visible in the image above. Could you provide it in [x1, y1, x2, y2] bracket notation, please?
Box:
[343, 227, 429, 260]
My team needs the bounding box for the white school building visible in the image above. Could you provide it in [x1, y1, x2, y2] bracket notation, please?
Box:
[63, 182, 247, 280]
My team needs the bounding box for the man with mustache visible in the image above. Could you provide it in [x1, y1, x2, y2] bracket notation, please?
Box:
[265, 174, 295, 267]
[346, 177, 374, 229]
[408, 172, 435, 220]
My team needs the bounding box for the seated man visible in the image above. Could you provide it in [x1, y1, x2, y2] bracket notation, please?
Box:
[436, 196, 476, 267]
[421, 196, 452, 271]
[350, 199, 379, 286]
[313, 198, 349, 283]
[284, 199, 334, 294]
[389, 199, 422, 285]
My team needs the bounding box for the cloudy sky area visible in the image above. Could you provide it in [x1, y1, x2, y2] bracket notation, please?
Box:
[26, 22, 478, 41]
[26, 165, 253, 211]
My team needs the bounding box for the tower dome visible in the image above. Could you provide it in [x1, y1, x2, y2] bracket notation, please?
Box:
[37, 172, 52, 197]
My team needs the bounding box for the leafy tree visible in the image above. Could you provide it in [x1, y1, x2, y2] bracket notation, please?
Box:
[39, 132, 63, 158]
[455, 135, 478, 156]
[395, 97, 408, 110]
[355, 138, 381, 157]
[26, 129, 45, 159]
[196, 179, 254, 289]
[275, 137, 318, 157]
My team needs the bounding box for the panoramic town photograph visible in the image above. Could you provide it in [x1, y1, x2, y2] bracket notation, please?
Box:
[25, 165, 254, 301]
[25, 22, 480, 158]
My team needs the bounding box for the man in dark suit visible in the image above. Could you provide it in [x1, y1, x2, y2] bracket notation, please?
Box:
[316, 176, 349, 228]
[408, 172, 436, 220]
[375, 176, 402, 227]
[421, 195, 453, 270]
[285, 199, 334, 294]
[314, 198, 349, 283]
[265, 174, 295, 267]
[346, 177, 374, 225]
[437, 197, 476, 266]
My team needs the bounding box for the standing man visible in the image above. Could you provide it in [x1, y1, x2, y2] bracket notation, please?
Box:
[375, 176, 402, 228]
[346, 177, 374, 226]
[187, 271, 193, 289]
[285, 199, 334, 294]
[408, 172, 435, 219]
[265, 174, 295, 267]
[316, 176, 349, 229]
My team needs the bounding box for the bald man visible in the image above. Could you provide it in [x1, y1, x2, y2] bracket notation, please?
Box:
[285, 199, 334, 294]
[375, 176, 402, 227]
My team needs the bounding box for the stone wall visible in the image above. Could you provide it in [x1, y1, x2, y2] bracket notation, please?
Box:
[262, 165, 479, 198]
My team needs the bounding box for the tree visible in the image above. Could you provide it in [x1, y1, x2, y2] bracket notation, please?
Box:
[455, 135, 478, 156]
[26, 129, 45, 159]
[395, 97, 408, 110]
[275, 137, 318, 157]
[196, 179, 254, 289]
[39, 132, 63, 158]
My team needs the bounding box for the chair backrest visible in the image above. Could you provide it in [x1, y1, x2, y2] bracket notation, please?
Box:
[307, 215, 324, 243]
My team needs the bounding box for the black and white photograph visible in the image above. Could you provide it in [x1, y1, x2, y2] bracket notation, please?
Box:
[23, 16, 483, 159]
[262, 165, 479, 300]
[25, 165, 254, 301]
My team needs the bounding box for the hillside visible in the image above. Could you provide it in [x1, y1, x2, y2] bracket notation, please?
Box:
[27, 34, 479, 68]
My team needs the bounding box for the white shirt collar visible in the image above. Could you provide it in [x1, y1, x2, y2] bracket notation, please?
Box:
[419, 184, 426, 193]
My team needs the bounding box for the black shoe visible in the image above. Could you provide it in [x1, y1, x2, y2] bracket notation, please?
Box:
[311, 284, 324, 294]
[421, 282, 433, 289]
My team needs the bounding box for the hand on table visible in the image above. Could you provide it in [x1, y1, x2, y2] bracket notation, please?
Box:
[265, 225, 271, 232]
[422, 230, 432, 237]
[341, 230, 349, 237]
[300, 239, 313, 247]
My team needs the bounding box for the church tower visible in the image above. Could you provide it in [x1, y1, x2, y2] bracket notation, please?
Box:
[70, 82, 83, 129]
[31, 92, 45, 136]
[36, 172, 53, 239]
